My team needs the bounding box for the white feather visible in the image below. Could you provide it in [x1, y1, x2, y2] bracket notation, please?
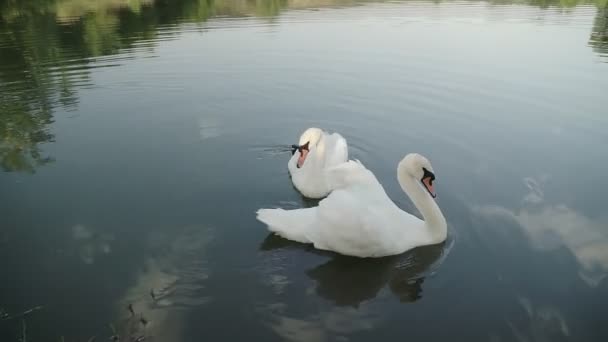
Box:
[258, 154, 447, 258]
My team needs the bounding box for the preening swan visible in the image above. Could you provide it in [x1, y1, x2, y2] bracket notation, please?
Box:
[288, 128, 348, 199]
[257, 153, 447, 258]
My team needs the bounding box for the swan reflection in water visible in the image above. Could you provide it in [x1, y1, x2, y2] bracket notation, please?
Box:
[260, 233, 449, 306]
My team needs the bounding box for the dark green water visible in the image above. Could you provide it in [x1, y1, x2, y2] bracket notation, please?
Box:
[1, 0, 607, 341]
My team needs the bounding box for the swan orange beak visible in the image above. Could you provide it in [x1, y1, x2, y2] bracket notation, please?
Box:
[297, 149, 309, 168]
[422, 176, 436, 198]
[295, 141, 310, 168]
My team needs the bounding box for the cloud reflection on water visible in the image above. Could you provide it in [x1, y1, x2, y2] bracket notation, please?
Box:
[71, 224, 114, 265]
[112, 225, 213, 341]
[473, 176, 608, 287]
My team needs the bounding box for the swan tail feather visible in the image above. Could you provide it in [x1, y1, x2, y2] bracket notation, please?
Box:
[256, 208, 316, 244]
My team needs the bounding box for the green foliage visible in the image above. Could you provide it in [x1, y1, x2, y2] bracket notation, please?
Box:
[0, 96, 54, 173]
[589, 5, 607, 56]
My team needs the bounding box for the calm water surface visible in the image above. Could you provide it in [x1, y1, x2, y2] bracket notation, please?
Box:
[1, 0, 608, 341]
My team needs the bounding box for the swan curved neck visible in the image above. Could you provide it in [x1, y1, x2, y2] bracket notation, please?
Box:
[306, 135, 326, 168]
[397, 161, 447, 243]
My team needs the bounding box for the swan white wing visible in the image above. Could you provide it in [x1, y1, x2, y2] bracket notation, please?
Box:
[308, 187, 402, 257]
[323, 133, 348, 168]
[305, 160, 397, 257]
[311, 160, 427, 257]
[326, 160, 379, 191]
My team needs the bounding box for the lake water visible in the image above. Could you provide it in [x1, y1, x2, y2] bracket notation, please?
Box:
[1, 0, 608, 341]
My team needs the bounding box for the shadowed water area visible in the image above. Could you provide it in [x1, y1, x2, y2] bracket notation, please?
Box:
[1, 0, 607, 341]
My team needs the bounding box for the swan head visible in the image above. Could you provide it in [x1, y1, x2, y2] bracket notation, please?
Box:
[399, 153, 437, 198]
[292, 128, 323, 168]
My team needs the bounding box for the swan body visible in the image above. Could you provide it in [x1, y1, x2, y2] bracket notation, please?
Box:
[288, 128, 348, 199]
[257, 154, 447, 258]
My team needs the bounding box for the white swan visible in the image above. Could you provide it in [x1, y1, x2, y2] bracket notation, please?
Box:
[288, 128, 348, 199]
[257, 154, 447, 258]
